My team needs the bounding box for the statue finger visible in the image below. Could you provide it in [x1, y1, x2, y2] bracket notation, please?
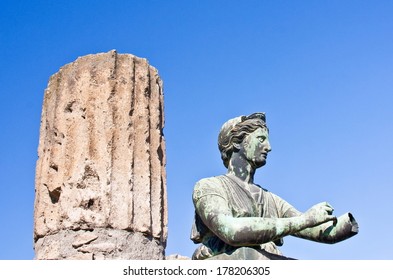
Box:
[324, 202, 334, 213]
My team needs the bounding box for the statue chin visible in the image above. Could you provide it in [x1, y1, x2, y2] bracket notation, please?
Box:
[253, 159, 267, 169]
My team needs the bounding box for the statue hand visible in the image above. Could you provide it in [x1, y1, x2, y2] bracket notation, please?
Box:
[303, 202, 337, 227]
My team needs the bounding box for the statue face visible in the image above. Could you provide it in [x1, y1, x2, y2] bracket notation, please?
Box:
[238, 127, 271, 168]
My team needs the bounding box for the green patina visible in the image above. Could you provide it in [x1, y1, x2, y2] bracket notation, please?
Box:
[190, 113, 358, 260]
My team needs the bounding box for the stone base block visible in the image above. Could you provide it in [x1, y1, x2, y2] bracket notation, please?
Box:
[34, 229, 164, 260]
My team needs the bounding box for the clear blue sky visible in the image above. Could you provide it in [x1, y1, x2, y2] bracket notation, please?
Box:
[1, 0, 392, 260]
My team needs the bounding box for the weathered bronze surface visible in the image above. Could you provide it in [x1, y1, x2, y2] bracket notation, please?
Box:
[191, 113, 358, 260]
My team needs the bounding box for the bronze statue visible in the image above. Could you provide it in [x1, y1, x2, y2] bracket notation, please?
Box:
[191, 113, 358, 260]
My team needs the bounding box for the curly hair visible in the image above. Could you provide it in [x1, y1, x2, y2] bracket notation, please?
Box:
[218, 113, 268, 168]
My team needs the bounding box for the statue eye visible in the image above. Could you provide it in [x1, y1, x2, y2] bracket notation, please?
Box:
[258, 136, 266, 143]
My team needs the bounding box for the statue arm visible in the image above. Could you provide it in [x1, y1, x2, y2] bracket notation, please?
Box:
[274, 193, 359, 244]
[292, 212, 359, 243]
[195, 195, 336, 246]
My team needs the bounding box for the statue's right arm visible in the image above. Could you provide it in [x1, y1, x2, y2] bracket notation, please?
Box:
[194, 194, 336, 247]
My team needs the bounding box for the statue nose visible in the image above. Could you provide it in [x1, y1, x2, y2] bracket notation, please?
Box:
[264, 141, 272, 153]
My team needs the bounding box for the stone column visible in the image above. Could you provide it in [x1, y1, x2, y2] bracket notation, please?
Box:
[34, 50, 167, 260]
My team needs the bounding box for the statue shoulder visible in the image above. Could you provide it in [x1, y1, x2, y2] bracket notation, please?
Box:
[193, 175, 228, 202]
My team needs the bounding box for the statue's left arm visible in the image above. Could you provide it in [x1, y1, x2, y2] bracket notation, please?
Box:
[292, 212, 359, 243]
[280, 200, 359, 244]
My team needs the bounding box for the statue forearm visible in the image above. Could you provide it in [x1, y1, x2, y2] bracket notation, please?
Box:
[209, 214, 314, 246]
[293, 213, 359, 244]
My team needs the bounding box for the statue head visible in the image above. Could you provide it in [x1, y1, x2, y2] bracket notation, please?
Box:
[218, 113, 269, 168]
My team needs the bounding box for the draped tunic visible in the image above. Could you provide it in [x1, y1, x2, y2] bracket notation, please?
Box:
[191, 175, 299, 259]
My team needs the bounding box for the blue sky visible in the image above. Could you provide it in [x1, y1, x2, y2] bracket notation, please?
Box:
[0, 0, 392, 260]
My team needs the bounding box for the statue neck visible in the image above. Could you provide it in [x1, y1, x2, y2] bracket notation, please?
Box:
[227, 152, 255, 184]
